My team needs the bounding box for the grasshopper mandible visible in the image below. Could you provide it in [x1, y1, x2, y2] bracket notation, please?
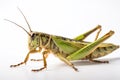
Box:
[5, 8, 119, 72]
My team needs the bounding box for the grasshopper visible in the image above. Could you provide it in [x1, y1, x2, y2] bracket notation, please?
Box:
[5, 8, 119, 72]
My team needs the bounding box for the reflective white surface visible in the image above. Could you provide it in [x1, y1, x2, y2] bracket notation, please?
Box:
[0, 0, 120, 80]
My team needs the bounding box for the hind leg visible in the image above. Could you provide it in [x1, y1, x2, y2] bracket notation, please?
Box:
[74, 25, 101, 41]
[89, 59, 109, 63]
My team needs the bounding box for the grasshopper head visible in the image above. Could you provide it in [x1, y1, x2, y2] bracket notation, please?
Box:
[28, 32, 40, 51]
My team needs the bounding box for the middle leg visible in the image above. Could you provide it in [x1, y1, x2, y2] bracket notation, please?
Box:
[32, 50, 50, 72]
[31, 53, 49, 61]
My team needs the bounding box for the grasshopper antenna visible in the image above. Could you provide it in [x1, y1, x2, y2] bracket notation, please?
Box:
[17, 7, 32, 32]
[4, 19, 31, 36]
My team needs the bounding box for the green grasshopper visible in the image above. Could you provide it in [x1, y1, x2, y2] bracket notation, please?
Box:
[5, 9, 119, 72]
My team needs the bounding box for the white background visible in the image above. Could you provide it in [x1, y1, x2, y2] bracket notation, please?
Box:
[0, 0, 120, 80]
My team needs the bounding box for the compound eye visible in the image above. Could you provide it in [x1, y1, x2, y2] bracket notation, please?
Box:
[31, 33, 39, 40]
[31, 33, 36, 40]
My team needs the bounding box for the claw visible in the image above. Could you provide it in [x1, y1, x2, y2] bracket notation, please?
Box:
[73, 66, 79, 72]
[32, 67, 46, 72]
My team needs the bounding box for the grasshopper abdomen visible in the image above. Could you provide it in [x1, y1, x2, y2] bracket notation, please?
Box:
[82, 43, 119, 60]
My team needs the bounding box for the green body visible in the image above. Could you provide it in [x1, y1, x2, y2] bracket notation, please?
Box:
[29, 32, 119, 61]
